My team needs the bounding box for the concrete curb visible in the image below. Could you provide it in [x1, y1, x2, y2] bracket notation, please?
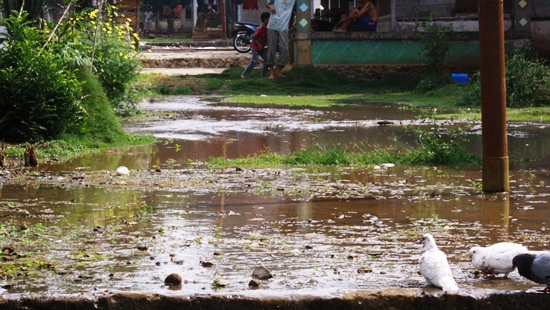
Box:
[1, 289, 549, 310]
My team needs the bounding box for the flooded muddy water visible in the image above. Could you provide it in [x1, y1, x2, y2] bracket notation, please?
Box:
[1, 96, 550, 300]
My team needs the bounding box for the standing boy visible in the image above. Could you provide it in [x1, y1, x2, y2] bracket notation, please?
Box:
[241, 12, 271, 78]
[266, 0, 296, 80]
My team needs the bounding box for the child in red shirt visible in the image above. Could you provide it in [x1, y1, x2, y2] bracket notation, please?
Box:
[241, 12, 270, 78]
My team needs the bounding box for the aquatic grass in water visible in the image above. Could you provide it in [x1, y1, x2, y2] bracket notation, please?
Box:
[208, 119, 481, 168]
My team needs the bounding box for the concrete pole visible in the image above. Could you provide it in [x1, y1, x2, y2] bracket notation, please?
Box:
[478, 0, 509, 193]
[293, 0, 312, 65]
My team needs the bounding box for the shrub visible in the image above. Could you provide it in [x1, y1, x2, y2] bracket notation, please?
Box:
[415, 12, 454, 92]
[69, 6, 142, 116]
[458, 43, 550, 107]
[505, 44, 550, 107]
[0, 12, 84, 143]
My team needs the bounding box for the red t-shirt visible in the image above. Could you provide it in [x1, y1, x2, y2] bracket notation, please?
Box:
[251, 23, 267, 51]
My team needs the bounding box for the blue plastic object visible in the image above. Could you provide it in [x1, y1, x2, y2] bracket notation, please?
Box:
[451, 73, 469, 83]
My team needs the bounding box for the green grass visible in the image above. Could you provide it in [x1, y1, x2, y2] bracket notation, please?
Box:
[138, 66, 550, 123]
[208, 142, 481, 169]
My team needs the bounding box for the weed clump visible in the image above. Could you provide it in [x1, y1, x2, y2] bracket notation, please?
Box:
[458, 43, 550, 107]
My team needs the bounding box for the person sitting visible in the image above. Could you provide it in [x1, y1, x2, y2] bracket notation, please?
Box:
[333, 0, 378, 32]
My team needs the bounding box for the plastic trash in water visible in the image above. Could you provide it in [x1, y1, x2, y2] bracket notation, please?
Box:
[452, 73, 469, 83]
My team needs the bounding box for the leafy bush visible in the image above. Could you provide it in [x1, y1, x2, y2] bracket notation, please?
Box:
[417, 12, 454, 75]
[458, 43, 550, 107]
[415, 12, 454, 92]
[69, 6, 142, 116]
[505, 44, 550, 107]
[0, 12, 84, 143]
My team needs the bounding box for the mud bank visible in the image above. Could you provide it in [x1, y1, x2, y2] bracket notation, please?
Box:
[1, 289, 548, 310]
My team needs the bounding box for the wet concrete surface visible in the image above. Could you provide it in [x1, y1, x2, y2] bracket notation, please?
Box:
[141, 46, 251, 75]
[1, 96, 550, 309]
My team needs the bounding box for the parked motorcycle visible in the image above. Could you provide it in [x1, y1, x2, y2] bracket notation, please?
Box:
[311, 8, 345, 31]
[229, 21, 258, 53]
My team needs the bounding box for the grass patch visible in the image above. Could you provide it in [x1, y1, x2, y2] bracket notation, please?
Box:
[208, 142, 481, 169]
[139, 66, 549, 123]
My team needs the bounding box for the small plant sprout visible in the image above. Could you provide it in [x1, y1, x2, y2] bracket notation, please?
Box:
[211, 277, 220, 290]
[528, 173, 536, 186]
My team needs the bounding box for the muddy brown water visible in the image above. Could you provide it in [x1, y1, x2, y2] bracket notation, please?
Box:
[1, 96, 550, 303]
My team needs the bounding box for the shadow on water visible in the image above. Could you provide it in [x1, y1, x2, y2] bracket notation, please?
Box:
[1, 96, 550, 298]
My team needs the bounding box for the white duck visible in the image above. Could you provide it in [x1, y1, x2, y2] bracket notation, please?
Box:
[419, 233, 459, 291]
[469, 242, 528, 277]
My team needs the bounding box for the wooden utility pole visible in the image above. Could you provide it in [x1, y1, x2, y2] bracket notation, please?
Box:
[478, 0, 509, 193]
[220, 0, 227, 40]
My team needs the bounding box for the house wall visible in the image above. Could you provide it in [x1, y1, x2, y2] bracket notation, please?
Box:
[531, 20, 550, 59]
[306, 31, 527, 67]
[392, 0, 455, 19]
[531, 0, 550, 19]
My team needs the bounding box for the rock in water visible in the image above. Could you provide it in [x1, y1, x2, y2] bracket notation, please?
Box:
[164, 273, 182, 285]
[115, 166, 130, 176]
[252, 266, 273, 280]
[419, 233, 459, 291]
[513, 251, 550, 292]
[469, 242, 528, 277]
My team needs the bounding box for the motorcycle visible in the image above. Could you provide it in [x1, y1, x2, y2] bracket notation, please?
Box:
[311, 8, 346, 31]
[229, 21, 258, 53]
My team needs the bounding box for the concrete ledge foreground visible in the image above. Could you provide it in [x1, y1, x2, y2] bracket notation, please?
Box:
[1, 289, 549, 310]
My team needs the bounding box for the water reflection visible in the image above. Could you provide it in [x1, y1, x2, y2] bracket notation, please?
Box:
[44, 97, 550, 171]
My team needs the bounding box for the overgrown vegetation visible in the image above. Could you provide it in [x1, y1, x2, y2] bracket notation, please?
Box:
[0, 5, 150, 152]
[0, 12, 84, 142]
[458, 43, 550, 107]
[68, 6, 142, 116]
[406, 108, 477, 165]
[415, 12, 454, 92]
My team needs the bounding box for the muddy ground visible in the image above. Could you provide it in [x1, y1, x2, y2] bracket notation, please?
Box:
[1, 97, 550, 309]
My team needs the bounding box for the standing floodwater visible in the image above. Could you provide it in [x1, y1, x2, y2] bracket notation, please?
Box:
[1, 96, 550, 299]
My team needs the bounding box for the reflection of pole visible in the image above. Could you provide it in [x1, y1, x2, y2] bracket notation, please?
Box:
[479, 0, 509, 193]
[218, 192, 225, 228]
[481, 193, 510, 239]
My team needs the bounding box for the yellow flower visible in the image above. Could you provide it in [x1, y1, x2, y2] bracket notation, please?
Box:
[119, 52, 123, 57]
